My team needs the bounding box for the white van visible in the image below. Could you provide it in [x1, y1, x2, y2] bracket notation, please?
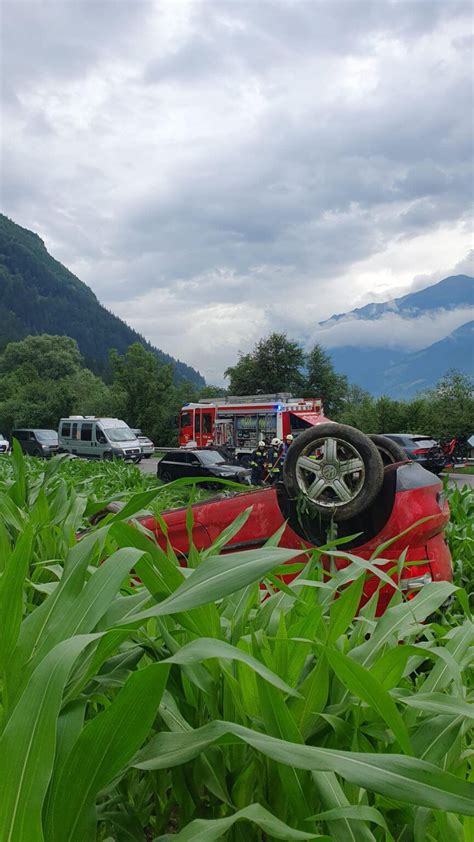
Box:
[58, 417, 142, 462]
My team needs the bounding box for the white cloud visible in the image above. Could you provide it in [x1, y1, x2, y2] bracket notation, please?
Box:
[312, 305, 474, 351]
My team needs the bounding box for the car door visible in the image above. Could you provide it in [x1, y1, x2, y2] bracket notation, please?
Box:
[161, 451, 187, 480]
[186, 452, 207, 479]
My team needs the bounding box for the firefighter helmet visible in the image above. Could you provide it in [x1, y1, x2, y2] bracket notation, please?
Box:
[285, 434, 294, 441]
[258, 440, 265, 447]
[271, 437, 280, 446]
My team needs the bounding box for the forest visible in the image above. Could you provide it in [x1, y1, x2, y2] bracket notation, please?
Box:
[0, 331, 472, 446]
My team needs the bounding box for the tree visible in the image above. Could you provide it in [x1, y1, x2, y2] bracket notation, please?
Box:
[0, 334, 119, 433]
[304, 344, 349, 417]
[225, 333, 305, 394]
[422, 369, 474, 438]
[337, 384, 378, 431]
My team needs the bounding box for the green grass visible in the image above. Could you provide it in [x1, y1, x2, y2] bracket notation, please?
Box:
[443, 465, 474, 475]
[0, 448, 472, 841]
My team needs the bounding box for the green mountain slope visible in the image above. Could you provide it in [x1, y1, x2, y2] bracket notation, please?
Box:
[0, 214, 205, 385]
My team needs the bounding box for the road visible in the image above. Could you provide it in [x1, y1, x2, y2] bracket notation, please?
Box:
[139, 457, 160, 475]
[139, 458, 474, 488]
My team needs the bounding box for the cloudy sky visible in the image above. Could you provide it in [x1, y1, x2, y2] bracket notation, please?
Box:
[1, 0, 473, 382]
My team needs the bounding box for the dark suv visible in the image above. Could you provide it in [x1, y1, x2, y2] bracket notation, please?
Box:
[383, 434, 445, 474]
[157, 448, 251, 486]
[12, 429, 59, 458]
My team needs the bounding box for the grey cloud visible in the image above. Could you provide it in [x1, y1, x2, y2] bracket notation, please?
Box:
[1, 0, 473, 381]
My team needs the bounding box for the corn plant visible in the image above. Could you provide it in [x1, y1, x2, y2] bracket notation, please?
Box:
[0, 448, 472, 841]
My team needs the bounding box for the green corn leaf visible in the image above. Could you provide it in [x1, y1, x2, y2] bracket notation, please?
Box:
[311, 771, 376, 842]
[412, 714, 465, 764]
[328, 575, 365, 644]
[164, 637, 298, 696]
[308, 805, 389, 833]
[326, 648, 412, 754]
[0, 633, 101, 842]
[392, 690, 474, 720]
[289, 655, 329, 741]
[9, 546, 146, 703]
[256, 675, 313, 824]
[154, 802, 326, 841]
[352, 582, 457, 666]
[201, 506, 253, 559]
[117, 546, 301, 624]
[134, 720, 474, 814]
[0, 525, 33, 673]
[421, 621, 474, 693]
[45, 662, 169, 842]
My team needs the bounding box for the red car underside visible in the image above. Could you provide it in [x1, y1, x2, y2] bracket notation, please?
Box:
[138, 462, 452, 616]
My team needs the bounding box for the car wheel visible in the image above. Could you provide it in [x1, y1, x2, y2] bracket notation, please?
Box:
[238, 454, 252, 468]
[368, 434, 407, 466]
[33, 448, 43, 458]
[134, 456, 142, 464]
[145, 454, 152, 459]
[161, 470, 173, 483]
[283, 422, 384, 521]
[103, 451, 113, 461]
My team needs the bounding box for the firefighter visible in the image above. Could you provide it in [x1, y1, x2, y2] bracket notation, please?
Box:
[280, 433, 294, 462]
[250, 440, 266, 485]
[265, 437, 282, 484]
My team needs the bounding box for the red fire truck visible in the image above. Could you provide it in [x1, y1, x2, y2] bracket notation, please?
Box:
[178, 394, 326, 460]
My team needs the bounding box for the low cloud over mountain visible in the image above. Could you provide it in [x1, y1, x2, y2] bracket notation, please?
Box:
[312, 275, 474, 395]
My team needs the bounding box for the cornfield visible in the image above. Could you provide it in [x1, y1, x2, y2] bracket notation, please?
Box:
[0, 447, 472, 841]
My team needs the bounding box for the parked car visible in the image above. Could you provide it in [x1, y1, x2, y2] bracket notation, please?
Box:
[0, 432, 10, 454]
[157, 448, 252, 486]
[12, 428, 59, 458]
[131, 429, 155, 458]
[58, 417, 141, 462]
[91, 425, 452, 617]
[382, 434, 445, 474]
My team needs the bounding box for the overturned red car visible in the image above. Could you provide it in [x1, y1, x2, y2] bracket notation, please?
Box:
[135, 423, 452, 616]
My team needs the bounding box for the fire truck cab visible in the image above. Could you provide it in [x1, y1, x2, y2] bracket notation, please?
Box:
[178, 394, 326, 461]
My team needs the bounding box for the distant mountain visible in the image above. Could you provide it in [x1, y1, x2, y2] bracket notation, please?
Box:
[317, 274, 474, 397]
[0, 214, 205, 385]
[322, 275, 474, 325]
[381, 320, 474, 397]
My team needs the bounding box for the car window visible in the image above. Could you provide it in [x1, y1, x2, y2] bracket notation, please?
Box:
[61, 422, 71, 437]
[198, 451, 226, 465]
[81, 423, 93, 442]
[104, 426, 134, 442]
[36, 431, 58, 443]
[164, 452, 187, 463]
[13, 430, 24, 441]
[195, 414, 201, 433]
[412, 437, 438, 448]
[187, 454, 200, 465]
[180, 412, 191, 428]
[202, 413, 212, 434]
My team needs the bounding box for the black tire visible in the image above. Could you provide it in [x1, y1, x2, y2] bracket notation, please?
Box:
[145, 454, 152, 459]
[368, 434, 407, 466]
[237, 453, 252, 468]
[103, 451, 113, 461]
[33, 448, 43, 458]
[160, 470, 173, 483]
[134, 456, 142, 464]
[283, 422, 384, 521]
